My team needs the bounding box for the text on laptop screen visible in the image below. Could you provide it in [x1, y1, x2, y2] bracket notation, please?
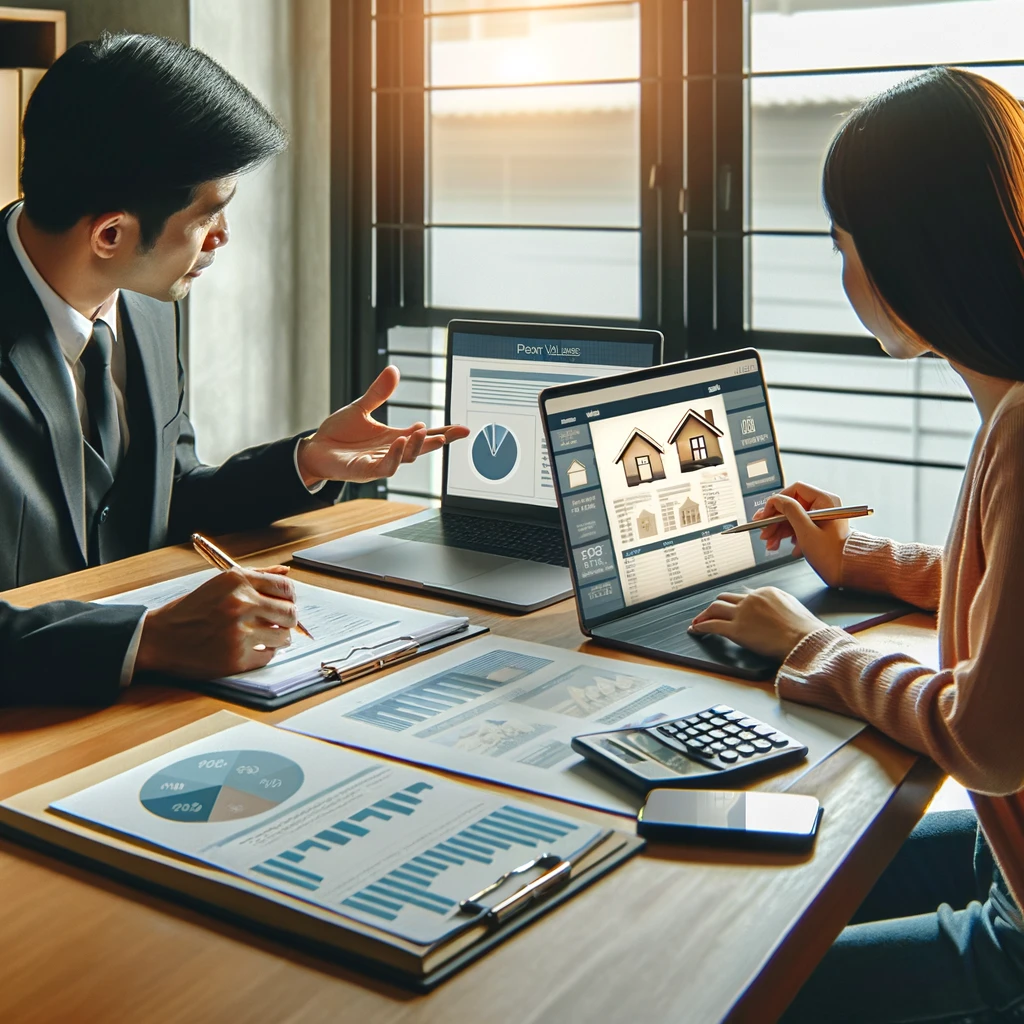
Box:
[446, 331, 655, 508]
[544, 356, 791, 624]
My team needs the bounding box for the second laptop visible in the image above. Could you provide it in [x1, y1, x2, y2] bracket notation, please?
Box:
[294, 319, 662, 612]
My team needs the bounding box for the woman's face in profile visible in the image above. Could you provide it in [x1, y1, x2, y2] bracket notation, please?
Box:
[832, 225, 929, 360]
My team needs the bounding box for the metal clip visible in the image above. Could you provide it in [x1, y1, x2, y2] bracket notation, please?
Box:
[458, 853, 571, 927]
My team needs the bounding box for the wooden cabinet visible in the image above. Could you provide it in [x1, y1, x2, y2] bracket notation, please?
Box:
[0, 8, 64, 206]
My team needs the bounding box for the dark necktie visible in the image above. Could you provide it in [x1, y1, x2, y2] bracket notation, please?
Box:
[79, 320, 121, 475]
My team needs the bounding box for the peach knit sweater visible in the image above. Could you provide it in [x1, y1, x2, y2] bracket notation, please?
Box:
[777, 381, 1024, 912]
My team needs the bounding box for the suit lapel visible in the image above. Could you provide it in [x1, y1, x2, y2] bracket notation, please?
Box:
[0, 206, 88, 561]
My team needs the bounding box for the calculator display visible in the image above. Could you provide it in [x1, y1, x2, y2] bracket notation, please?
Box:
[615, 730, 717, 775]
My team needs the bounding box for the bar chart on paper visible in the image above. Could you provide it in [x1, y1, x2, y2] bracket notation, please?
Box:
[245, 771, 597, 942]
[341, 803, 583, 923]
[344, 650, 553, 733]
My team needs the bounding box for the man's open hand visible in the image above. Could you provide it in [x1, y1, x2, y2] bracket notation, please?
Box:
[296, 366, 470, 487]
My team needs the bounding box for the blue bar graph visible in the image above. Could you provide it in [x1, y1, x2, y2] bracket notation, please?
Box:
[340, 804, 579, 922]
[343, 651, 552, 732]
[250, 781, 434, 892]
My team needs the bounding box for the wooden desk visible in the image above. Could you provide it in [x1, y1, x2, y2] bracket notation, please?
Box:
[0, 500, 942, 1024]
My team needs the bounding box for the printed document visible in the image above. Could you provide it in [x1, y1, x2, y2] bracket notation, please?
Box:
[102, 571, 469, 697]
[52, 721, 604, 945]
[282, 636, 865, 815]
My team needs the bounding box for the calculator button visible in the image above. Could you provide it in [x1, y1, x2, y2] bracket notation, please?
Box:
[770, 735, 791, 748]
[709, 741, 727, 752]
[736, 744, 756, 757]
[684, 715, 701, 725]
[710, 705, 733, 714]
[717, 750, 739, 763]
[657, 726, 677, 738]
[753, 725, 775, 737]
[709, 717, 727, 727]
[738, 730, 756, 741]
[723, 724, 741, 735]
[698, 711, 715, 720]
[724, 736, 742, 747]
[724, 711, 746, 722]
[708, 729, 727, 740]
[752, 739, 773, 753]
[738, 719, 759, 729]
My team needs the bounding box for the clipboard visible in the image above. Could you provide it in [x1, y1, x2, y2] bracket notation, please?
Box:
[0, 712, 643, 989]
[176, 623, 490, 710]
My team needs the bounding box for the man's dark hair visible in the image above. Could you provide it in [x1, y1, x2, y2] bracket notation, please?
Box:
[21, 33, 287, 247]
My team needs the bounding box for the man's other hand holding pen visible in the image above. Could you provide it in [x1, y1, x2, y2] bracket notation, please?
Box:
[136, 564, 299, 679]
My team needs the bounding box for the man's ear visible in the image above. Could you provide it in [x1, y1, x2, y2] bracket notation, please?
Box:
[89, 212, 138, 260]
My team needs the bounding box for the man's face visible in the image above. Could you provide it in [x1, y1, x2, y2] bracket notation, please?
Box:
[112, 176, 237, 302]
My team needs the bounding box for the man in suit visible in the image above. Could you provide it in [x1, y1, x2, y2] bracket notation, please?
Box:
[0, 34, 468, 704]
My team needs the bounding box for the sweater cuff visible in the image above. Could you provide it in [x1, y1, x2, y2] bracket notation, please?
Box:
[838, 531, 896, 593]
[775, 624, 869, 718]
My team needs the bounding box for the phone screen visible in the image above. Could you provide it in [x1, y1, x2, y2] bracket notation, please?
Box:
[640, 789, 820, 837]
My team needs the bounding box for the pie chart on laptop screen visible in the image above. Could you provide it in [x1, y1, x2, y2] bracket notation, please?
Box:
[139, 749, 304, 822]
[472, 423, 519, 481]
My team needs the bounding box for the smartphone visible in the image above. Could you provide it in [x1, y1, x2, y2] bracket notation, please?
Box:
[637, 789, 822, 851]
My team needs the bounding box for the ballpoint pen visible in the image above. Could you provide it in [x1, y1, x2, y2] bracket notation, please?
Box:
[720, 504, 873, 535]
[191, 532, 315, 641]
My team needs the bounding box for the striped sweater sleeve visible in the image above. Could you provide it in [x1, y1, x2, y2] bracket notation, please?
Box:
[838, 531, 943, 611]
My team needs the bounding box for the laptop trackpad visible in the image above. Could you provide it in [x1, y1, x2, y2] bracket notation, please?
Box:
[347, 543, 512, 586]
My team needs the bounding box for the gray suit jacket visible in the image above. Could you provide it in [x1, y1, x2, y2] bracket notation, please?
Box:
[0, 207, 341, 704]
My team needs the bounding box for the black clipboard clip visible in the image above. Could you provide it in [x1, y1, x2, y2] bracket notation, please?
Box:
[457, 852, 572, 928]
[319, 636, 420, 685]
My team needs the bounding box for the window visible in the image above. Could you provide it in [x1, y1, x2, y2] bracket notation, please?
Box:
[741, 0, 1004, 542]
[690, 436, 708, 462]
[332, 0, 999, 539]
[636, 454, 653, 481]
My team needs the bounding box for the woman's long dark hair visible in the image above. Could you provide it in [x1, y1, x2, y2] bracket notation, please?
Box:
[823, 67, 1024, 380]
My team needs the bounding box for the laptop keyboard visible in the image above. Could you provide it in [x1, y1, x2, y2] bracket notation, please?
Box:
[382, 513, 570, 567]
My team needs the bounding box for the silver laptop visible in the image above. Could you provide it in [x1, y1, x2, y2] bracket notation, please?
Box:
[539, 348, 912, 676]
[293, 320, 663, 612]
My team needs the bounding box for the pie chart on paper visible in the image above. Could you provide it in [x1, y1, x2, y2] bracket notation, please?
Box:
[472, 423, 519, 481]
[139, 749, 304, 823]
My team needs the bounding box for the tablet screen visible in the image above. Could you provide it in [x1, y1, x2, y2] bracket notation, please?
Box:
[543, 353, 795, 625]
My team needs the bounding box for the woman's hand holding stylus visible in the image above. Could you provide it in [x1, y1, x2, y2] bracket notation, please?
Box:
[754, 481, 852, 588]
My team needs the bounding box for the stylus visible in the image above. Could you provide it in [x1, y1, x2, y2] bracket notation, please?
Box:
[720, 505, 873, 535]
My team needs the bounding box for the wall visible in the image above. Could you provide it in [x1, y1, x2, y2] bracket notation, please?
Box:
[187, 0, 330, 464]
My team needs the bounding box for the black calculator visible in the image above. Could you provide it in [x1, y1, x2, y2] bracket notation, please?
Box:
[571, 704, 808, 792]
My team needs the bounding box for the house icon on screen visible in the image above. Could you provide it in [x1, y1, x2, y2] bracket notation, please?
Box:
[637, 509, 658, 538]
[567, 459, 588, 489]
[669, 409, 725, 473]
[679, 495, 701, 526]
[614, 428, 666, 487]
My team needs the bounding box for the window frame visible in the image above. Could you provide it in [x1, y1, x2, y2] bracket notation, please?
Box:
[329, 0, 982, 505]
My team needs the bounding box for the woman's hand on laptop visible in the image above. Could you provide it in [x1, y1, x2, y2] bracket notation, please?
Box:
[296, 366, 471, 487]
[754, 481, 850, 588]
[688, 587, 826, 661]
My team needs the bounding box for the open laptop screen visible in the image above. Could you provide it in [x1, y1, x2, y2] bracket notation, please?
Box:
[541, 350, 797, 626]
[444, 323, 658, 512]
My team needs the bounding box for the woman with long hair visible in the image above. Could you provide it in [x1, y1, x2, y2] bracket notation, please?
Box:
[690, 66, 1024, 1022]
